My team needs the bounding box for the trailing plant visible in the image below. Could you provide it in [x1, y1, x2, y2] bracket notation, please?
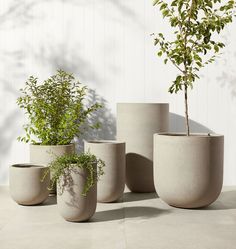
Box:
[42, 152, 105, 196]
[153, 0, 235, 135]
[17, 69, 102, 145]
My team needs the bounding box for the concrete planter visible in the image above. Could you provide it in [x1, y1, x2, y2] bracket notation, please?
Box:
[9, 164, 50, 205]
[117, 103, 169, 193]
[84, 140, 125, 203]
[57, 165, 97, 222]
[30, 144, 75, 194]
[154, 133, 224, 208]
[30, 144, 75, 165]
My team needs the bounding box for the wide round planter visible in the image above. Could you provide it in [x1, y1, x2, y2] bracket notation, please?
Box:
[84, 140, 125, 203]
[117, 103, 169, 193]
[57, 165, 97, 222]
[9, 164, 50, 205]
[30, 144, 75, 194]
[154, 133, 224, 208]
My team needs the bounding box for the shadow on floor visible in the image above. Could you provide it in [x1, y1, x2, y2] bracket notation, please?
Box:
[122, 192, 158, 203]
[91, 206, 169, 222]
[41, 196, 57, 206]
[203, 191, 236, 210]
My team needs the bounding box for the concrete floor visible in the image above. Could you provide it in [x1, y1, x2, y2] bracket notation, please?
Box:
[0, 186, 236, 249]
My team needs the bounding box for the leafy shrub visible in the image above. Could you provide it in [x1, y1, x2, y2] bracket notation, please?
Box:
[17, 70, 102, 145]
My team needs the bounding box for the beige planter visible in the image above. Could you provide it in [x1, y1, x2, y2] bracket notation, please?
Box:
[84, 140, 125, 203]
[117, 103, 169, 193]
[30, 144, 75, 165]
[9, 164, 50, 205]
[57, 165, 97, 222]
[154, 133, 224, 208]
[30, 144, 75, 194]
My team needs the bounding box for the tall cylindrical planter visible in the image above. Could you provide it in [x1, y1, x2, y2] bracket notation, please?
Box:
[84, 140, 125, 203]
[154, 133, 224, 208]
[57, 165, 97, 222]
[9, 164, 50, 205]
[30, 144, 75, 194]
[117, 103, 169, 193]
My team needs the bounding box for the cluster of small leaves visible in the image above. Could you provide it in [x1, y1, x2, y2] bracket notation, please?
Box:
[42, 152, 105, 196]
[153, 0, 235, 94]
[17, 70, 102, 145]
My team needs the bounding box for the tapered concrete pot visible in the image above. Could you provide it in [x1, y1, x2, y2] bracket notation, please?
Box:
[9, 164, 50, 205]
[30, 144, 75, 194]
[154, 133, 224, 208]
[84, 140, 125, 203]
[57, 165, 97, 222]
[117, 103, 169, 193]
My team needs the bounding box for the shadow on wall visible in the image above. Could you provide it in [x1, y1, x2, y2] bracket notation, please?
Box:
[218, 50, 236, 98]
[170, 113, 213, 134]
[0, 110, 21, 183]
[63, 0, 138, 24]
[75, 88, 116, 153]
[33, 43, 104, 86]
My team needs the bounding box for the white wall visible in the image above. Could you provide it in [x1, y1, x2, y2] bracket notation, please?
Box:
[1, 0, 236, 185]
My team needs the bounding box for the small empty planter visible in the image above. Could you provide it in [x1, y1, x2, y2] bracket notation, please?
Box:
[57, 165, 97, 222]
[9, 164, 50, 205]
[84, 140, 126, 203]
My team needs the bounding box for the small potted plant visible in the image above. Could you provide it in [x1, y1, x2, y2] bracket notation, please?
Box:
[17, 70, 102, 193]
[153, 0, 235, 208]
[42, 152, 105, 222]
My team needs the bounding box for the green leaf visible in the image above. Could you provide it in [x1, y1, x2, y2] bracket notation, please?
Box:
[153, 0, 160, 6]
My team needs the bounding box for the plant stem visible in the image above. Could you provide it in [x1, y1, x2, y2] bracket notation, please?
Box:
[182, 0, 194, 136]
[184, 84, 190, 136]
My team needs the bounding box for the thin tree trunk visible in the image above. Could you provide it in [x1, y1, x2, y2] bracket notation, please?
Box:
[184, 84, 190, 136]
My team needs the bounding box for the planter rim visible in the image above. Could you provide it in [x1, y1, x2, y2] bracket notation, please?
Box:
[30, 143, 74, 147]
[155, 132, 223, 138]
[117, 102, 169, 105]
[10, 163, 47, 169]
[84, 140, 125, 145]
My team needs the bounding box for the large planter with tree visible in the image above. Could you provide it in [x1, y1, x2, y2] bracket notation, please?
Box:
[17, 70, 101, 194]
[43, 153, 105, 222]
[117, 103, 169, 193]
[153, 0, 235, 208]
[84, 140, 125, 202]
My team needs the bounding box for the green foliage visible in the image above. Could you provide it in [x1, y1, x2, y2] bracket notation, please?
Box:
[17, 70, 102, 145]
[42, 152, 105, 196]
[153, 0, 235, 94]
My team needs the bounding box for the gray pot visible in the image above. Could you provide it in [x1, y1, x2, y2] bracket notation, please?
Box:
[30, 144, 75, 165]
[57, 165, 97, 222]
[154, 133, 224, 208]
[117, 103, 169, 193]
[84, 140, 125, 203]
[9, 164, 50, 205]
[30, 144, 75, 194]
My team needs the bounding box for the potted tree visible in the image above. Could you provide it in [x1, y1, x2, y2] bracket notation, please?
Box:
[17, 70, 102, 194]
[153, 0, 235, 208]
[42, 152, 105, 222]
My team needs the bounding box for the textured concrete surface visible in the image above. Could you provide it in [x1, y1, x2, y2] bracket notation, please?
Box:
[0, 186, 236, 249]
